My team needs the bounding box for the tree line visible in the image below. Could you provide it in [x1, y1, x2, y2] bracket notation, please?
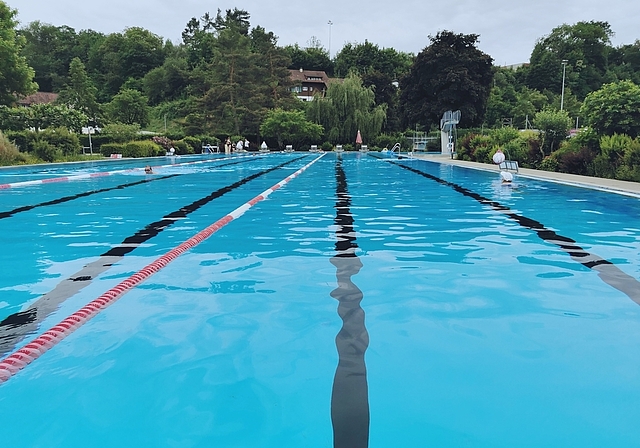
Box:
[0, 1, 640, 180]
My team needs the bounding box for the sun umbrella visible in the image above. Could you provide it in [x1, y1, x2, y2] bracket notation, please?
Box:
[355, 130, 363, 145]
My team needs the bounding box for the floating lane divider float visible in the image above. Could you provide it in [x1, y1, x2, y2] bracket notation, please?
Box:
[0, 152, 325, 385]
[0, 153, 263, 190]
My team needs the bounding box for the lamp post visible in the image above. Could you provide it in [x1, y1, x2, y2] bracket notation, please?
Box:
[560, 59, 568, 111]
[327, 20, 333, 58]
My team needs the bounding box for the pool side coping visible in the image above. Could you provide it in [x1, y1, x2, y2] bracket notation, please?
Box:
[410, 154, 640, 198]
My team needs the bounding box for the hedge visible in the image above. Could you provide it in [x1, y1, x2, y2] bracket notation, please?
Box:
[100, 141, 162, 158]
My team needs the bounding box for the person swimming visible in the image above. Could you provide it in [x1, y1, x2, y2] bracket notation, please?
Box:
[500, 171, 513, 183]
[144, 165, 153, 174]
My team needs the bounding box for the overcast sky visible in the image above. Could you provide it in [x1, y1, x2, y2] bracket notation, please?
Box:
[7, 0, 640, 66]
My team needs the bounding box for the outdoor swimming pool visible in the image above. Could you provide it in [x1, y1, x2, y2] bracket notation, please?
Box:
[0, 152, 639, 447]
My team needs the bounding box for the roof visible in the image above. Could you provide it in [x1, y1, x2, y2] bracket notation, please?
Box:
[288, 69, 329, 85]
[17, 92, 59, 106]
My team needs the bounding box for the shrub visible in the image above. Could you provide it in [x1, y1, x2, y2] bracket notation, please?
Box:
[180, 136, 201, 153]
[122, 140, 162, 158]
[33, 140, 60, 162]
[525, 137, 543, 168]
[172, 140, 189, 154]
[456, 134, 475, 160]
[152, 135, 173, 149]
[557, 147, 596, 175]
[101, 123, 141, 143]
[617, 136, 640, 181]
[4, 130, 35, 152]
[490, 127, 520, 146]
[374, 133, 402, 150]
[599, 134, 631, 168]
[200, 135, 220, 146]
[539, 154, 560, 172]
[0, 131, 27, 165]
[38, 128, 81, 155]
[473, 144, 492, 163]
[321, 141, 333, 151]
[459, 134, 491, 161]
[616, 165, 640, 182]
[502, 137, 529, 164]
[164, 130, 186, 141]
[100, 143, 126, 157]
[426, 137, 441, 152]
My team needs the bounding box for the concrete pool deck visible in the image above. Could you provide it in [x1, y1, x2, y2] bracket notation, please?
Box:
[409, 153, 640, 198]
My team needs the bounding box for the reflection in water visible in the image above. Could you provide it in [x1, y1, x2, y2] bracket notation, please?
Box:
[330, 157, 370, 448]
[0, 158, 304, 357]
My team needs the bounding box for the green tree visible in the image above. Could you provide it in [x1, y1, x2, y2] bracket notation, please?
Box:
[399, 31, 493, 128]
[94, 27, 166, 99]
[0, 129, 26, 165]
[332, 41, 412, 133]
[485, 67, 558, 129]
[608, 40, 640, 85]
[533, 108, 571, 155]
[525, 21, 613, 100]
[107, 88, 149, 126]
[307, 73, 386, 144]
[24, 103, 87, 132]
[283, 43, 333, 75]
[190, 9, 296, 137]
[100, 122, 141, 143]
[0, 104, 29, 130]
[57, 57, 101, 120]
[199, 13, 255, 135]
[580, 80, 640, 138]
[250, 26, 297, 111]
[181, 13, 218, 68]
[333, 40, 413, 80]
[0, 103, 85, 131]
[0, 2, 37, 104]
[142, 51, 190, 105]
[260, 109, 323, 149]
[18, 21, 79, 92]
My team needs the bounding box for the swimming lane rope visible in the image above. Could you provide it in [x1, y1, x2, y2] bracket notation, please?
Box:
[0, 152, 326, 384]
[0, 153, 263, 190]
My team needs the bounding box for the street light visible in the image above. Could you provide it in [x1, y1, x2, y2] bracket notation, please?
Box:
[327, 20, 333, 58]
[560, 59, 568, 111]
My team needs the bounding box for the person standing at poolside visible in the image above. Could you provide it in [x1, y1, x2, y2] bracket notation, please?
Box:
[224, 137, 232, 154]
[236, 139, 243, 152]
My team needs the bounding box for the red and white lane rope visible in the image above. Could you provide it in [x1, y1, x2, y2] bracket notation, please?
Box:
[0, 153, 263, 190]
[0, 153, 325, 384]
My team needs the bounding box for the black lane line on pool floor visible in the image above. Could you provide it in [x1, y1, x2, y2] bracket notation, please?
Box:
[0, 158, 253, 220]
[0, 156, 308, 356]
[0, 175, 178, 219]
[376, 156, 640, 305]
[330, 156, 370, 448]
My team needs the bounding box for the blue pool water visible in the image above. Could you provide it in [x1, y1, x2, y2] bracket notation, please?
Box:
[0, 153, 639, 447]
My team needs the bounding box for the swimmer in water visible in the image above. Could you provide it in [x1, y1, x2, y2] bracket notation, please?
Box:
[144, 165, 153, 174]
[500, 171, 513, 183]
